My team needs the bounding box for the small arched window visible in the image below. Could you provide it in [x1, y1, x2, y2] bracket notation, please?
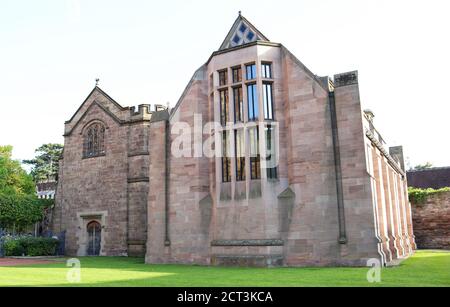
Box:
[83, 123, 106, 158]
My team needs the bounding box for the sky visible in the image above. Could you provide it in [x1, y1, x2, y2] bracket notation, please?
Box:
[0, 0, 449, 169]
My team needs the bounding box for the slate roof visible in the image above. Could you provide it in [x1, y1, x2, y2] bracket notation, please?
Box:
[407, 167, 450, 189]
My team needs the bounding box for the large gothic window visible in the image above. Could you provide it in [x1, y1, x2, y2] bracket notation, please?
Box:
[83, 123, 106, 158]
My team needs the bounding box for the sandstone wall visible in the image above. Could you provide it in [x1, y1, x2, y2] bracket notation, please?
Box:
[411, 191, 450, 249]
[54, 88, 150, 257]
[144, 44, 410, 267]
[56, 102, 129, 256]
[333, 74, 380, 265]
[280, 47, 341, 266]
[146, 66, 212, 265]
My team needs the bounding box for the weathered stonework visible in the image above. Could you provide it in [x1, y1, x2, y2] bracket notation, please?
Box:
[53, 14, 415, 266]
[52, 87, 152, 257]
[411, 191, 450, 249]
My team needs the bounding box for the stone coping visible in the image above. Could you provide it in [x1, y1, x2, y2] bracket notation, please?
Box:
[211, 239, 284, 247]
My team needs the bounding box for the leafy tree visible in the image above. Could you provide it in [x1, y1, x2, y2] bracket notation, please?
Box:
[23, 144, 63, 182]
[0, 145, 47, 233]
[412, 162, 433, 171]
[0, 193, 45, 232]
[0, 145, 35, 194]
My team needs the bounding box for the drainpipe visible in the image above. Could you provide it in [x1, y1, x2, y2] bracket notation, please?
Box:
[164, 119, 171, 246]
[329, 91, 347, 244]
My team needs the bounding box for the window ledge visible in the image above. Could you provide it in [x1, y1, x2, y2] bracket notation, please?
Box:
[267, 178, 280, 183]
[82, 153, 106, 160]
[262, 78, 274, 82]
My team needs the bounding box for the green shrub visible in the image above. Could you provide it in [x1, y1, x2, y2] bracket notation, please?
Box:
[3, 238, 25, 256]
[22, 237, 59, 256]
[3, 237, 58, 256]
[408, 187, 450, 204]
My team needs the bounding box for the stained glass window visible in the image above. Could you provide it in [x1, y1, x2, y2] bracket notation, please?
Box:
[261, 63, 272, 79]
[239, 23, 247, 33]
[247, 31, 255, 41]
[263, 82, 274, 120]
[235, 129, 246, 181]
[265, 124, 278, 179]
[83, 123, 105, 158]
[220, 89, 229, 126]
[232, 66, 242, 83]
[219, 69, 228, 86]
[233, 87, 243, 123]
[246, 64, 257, 80]
[222, 131, 231, 183]
[247, 83, 258, 121]
[249, 126, 261, 180]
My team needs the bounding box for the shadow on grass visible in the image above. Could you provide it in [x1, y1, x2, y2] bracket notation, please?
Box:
[1, 251, 449, 287]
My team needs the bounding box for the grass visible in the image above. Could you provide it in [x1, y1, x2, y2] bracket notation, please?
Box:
[0, 250, 448, 287]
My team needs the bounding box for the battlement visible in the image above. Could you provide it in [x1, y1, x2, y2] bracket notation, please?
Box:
[333, 71, 358, 87]
[129, 104, 168, 122]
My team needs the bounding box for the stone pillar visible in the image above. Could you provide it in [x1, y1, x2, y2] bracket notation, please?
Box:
[389, 169, 406, 257]
[146, 119, 170, 263]
[381, 161, 399, 259]
[127, 121, 150, 257]
[398, 174, 412, 255]
[333, 71, 380, 265]
[404, 180, 417, 250]
[372, 148, 392, 263]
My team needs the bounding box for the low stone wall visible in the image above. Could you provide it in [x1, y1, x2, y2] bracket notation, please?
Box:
[411, 191, 450, 249]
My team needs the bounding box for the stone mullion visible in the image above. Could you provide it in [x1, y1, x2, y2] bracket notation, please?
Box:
[372, 148, 391, 263]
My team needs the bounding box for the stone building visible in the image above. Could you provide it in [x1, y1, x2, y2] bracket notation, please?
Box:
[52, 14, 416, 266]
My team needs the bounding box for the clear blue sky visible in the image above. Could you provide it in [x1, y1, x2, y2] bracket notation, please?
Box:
[1, 0, 449, 168]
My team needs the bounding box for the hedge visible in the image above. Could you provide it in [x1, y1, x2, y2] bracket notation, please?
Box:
[408, 187, 450, 204]
[2, 237, 59, 256]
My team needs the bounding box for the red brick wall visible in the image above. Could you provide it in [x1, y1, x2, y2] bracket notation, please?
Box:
[411, 191, 450, 249]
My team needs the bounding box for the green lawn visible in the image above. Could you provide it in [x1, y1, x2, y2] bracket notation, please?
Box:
[0, 250, 448, 287]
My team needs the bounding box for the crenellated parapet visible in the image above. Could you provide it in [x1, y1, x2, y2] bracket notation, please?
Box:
[129, 104, 169, 123]
[63, 86, 170, 137]
[333, 71, 358, 87]
[129, 104, 152, 122]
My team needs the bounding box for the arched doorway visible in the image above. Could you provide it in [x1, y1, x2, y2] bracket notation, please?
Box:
[87, 221, 101, 256]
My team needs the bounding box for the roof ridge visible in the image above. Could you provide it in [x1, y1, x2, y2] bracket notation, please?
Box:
[218, 13, 269, 51]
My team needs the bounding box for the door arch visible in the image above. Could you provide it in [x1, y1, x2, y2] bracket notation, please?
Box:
[87, 221, 101, 256]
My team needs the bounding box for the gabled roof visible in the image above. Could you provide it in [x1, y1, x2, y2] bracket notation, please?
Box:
[65, 86, 126, 124]
[64, 86, 129, 136]
[64, 101, 125, 136]
[219, 13, 269, 51]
